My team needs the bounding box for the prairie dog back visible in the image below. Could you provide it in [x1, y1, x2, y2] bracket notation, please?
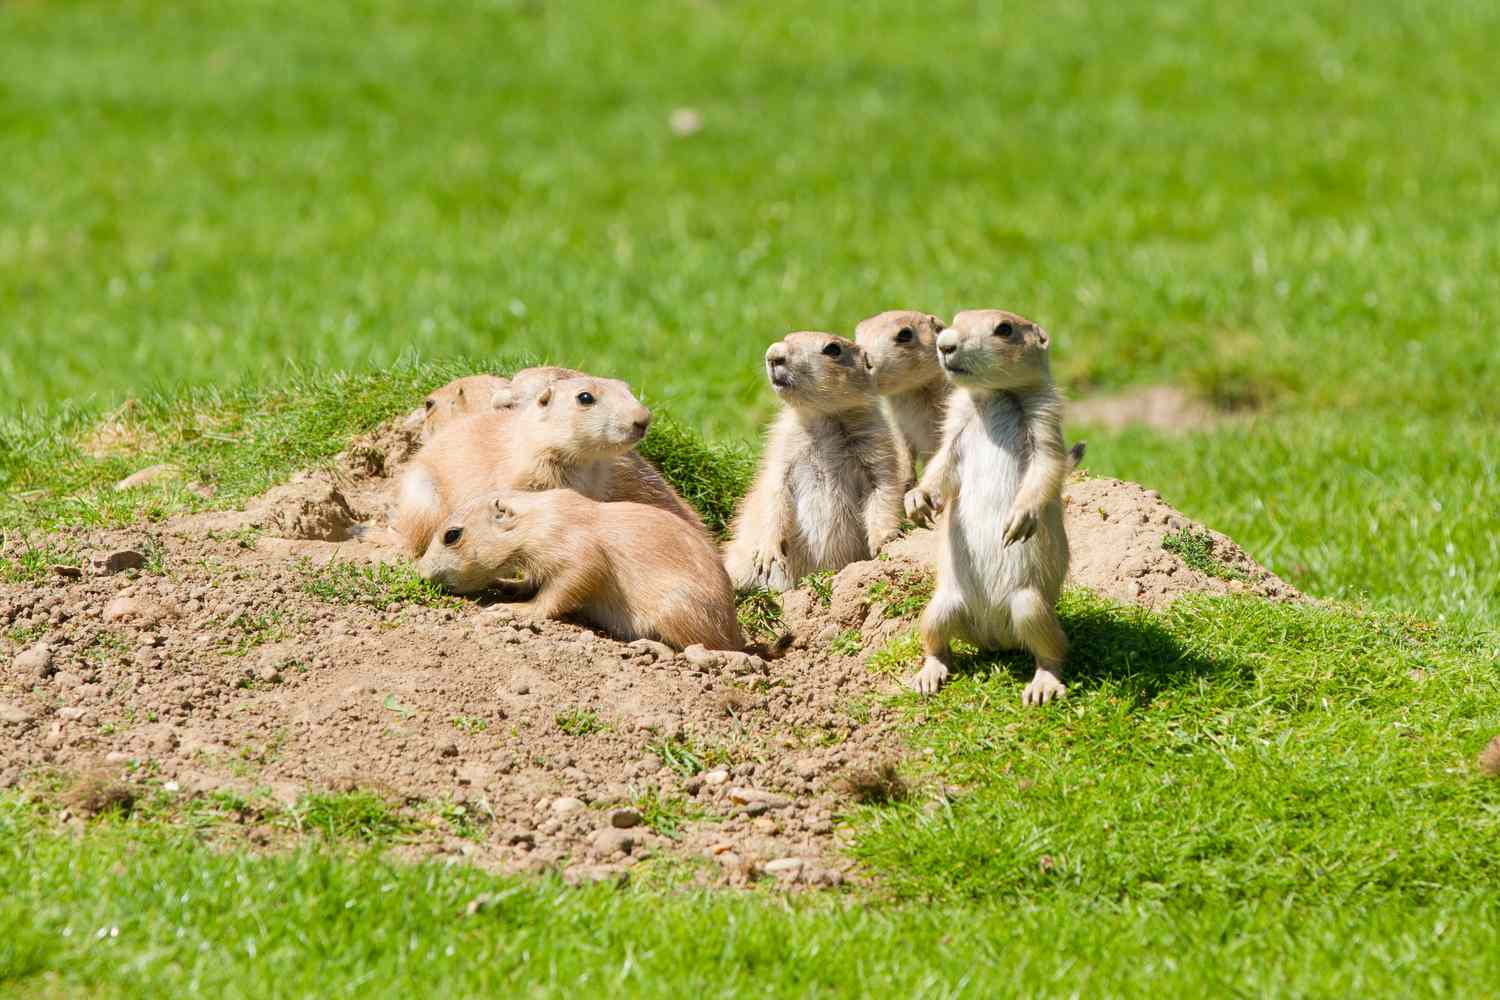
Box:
[855, 310, 949, 464]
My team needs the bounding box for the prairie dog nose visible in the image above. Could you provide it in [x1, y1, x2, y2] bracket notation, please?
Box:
[936, 330, 958, 355]
[633, 406, 652, 434]
[765, 343, 788, 367]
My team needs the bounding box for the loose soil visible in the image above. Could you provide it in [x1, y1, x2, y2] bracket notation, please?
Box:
[0, 417, 1298, 889]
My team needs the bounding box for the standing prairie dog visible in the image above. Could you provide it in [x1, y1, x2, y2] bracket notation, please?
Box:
[391, 375, 700, 556]
[723, 332, 906, 593]
[904, 309, 1071, 706]
[855, 310, 950, 467]
[417, 490, 749, 651]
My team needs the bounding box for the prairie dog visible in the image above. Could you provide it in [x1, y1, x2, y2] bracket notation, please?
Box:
[409, 374, 511, 439]
[723, 332, 906, 593]
[493, 366, 586, 410]
[418, 490, 746, 651]
[855, 310, 949, 466]
[904, 309, 1071, 706]
[391, 375, 698, 556]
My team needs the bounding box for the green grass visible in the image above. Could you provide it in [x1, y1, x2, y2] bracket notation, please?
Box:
[288, 791, 414, 843]
[4, 0, 1500, 993]
[300, 558, 461, 612]
[553, 709, 605, 738]
[1161, 527, 1250, 583]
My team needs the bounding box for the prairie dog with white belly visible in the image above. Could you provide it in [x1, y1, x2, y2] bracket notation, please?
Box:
[904, 309, 1071, 705]
[723, 332, 906, 593]
[855, 310, 950, 468]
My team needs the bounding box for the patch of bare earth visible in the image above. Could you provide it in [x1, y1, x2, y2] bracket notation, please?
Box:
[1067, 385, 1221, 434]
[0, 417, 1297, 889]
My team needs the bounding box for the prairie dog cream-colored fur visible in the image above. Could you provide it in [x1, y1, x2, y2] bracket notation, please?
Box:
[417, 490, 746, 651]
[402, 374, 510, 440]
[854, 310, 949, 467]
[723, 332, 906, 593]
[904, 309, 1072, 705]
[391, 375, 699, 556]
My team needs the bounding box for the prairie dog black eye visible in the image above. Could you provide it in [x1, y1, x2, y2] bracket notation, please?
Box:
[995, 321, 1015, 337]
[576, 391, 595, 405]
[895, 327, 915, 344]
[442, 527, 463, 546]
[821, 342, 843, 358]
[424, 398, 435, 411]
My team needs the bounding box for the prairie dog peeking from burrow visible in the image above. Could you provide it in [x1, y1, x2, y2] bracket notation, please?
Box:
[722, 332, 906, 593]
[417, 489, 748, 651]
[854, 310, 949, 466]
[402, 374, 511, 440]
[904, 309, 1072, 705]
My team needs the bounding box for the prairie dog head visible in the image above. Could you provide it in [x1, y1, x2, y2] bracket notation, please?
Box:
[416, 492, 552, 594]
[937, 310, 1053, 392]
[517, 375, 652, 458]
[764, 332, 877, 415]
[492, 366, 587, 410]
[854, 311, 947, 395]
[407, 374, 509, 438]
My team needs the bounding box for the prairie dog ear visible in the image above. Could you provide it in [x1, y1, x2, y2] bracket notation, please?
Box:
[929, 315, 945, 331]
[491, 387, 516, 410]
[535, 385, 553, 407]
[491, 496, 516, 524]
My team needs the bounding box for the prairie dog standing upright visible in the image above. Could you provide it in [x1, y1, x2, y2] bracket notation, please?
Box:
[391, 375, 698, 556]
[904, 309, 1071, 706]
[417, 490, 746, 651]
[723, 332, 906, 593]
[855, 310, 949, 467]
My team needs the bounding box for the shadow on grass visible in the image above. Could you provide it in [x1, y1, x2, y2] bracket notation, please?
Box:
[948, 589, 1252, 702]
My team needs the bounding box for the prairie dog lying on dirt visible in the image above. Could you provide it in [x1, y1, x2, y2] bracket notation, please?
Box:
[855, 310, 949, 467]
[418, 490, 748, 650]
[904, 309, 1071, 705]
[723, 332, 906, 593]
[391, 375, 698, 556]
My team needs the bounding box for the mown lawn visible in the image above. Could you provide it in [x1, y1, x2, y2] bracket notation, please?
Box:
[2, 0, 1498, 995]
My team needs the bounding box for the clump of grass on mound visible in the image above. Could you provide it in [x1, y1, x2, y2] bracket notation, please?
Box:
[1162, 526, 1249, 582]
[636, 414, 755, 537]
[300, 559, 460, 611]
[289, 791, 413, 843]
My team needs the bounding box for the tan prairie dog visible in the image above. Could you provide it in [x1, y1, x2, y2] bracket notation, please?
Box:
[854, 310, 950, 467]
[401, 374, 511, 439]
[418, 490, 753, 651]
[723, 332, 906, 593]
[904, 309, 1071, 706]
[390, 375, 700, 556]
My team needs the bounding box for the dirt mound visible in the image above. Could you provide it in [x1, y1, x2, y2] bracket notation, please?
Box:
[0, 415, 1298, 888]
[1063, 477, 1299, 605]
